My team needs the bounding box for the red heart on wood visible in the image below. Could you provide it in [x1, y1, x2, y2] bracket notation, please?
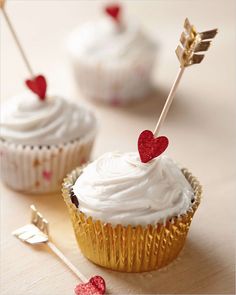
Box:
[74, 276, 106, 295]
[25, 75, 47, 100]
[138, 130, 169, 163]
[105, 4, 121, 22]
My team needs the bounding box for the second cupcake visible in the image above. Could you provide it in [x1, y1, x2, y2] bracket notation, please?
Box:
[0, 90, 97, 194]
[67, 4, 157, 106]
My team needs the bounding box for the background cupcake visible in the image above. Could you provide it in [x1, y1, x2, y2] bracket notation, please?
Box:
[0, 91, 97, 194]
[62, 152, 202, 272]
[67, 4, 157, 106]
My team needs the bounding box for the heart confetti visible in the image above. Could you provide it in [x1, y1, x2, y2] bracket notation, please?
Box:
[138, 130, 169, 163]
[104, 4, 121, 23]
[74, 276, 106, 295]
[25, 75, 47, 100]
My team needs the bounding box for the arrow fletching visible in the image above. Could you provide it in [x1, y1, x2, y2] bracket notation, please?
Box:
[176, 18, 218, 67]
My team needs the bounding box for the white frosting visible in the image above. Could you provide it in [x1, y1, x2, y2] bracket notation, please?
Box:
[73, 152, 194, 226]
[67, 17, 156, 66]
[0, 93, 96, 145]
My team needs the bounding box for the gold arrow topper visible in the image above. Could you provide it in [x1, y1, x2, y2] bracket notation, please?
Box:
[176, 18, 218, 67]
[153, 18, 218, 136]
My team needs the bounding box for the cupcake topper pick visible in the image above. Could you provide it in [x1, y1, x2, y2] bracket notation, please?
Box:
[12, 205, 106, 295]
[138, 18, 217, 163]
[104, 3, 121, 23]
[0, 0, 47, 100]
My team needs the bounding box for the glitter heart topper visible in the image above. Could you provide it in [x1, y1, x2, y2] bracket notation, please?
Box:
[1, 3, 48, 101]
[74, 276, 106, 295]
[25, 75, 47, 100]
[13, 205, 106, 295]
[104, 4, 121, 23]
[138, 130, 169, 163]
[137, 18, 217, 163]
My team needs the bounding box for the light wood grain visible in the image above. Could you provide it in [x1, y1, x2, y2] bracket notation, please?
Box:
[1, 1, 235, 294]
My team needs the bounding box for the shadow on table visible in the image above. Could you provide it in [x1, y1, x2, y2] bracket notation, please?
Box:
[92, 85, 190, 123]
[103, 237, 230, 294]
[12, 190, 71, 232]
[14, 190, 65, 210]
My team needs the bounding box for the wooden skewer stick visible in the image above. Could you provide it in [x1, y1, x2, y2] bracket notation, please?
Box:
[0, 0, 5, 9]
[153, 67, 185, 137]
[153, 18, 217, 137]
[47, 241, 88, 283]
[0, 0, 34, 76]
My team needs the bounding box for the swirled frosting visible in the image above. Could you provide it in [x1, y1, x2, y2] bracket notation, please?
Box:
[73, 152, 194, 226]
[0, 93, 96, 145]
[67, 17, 156, 65]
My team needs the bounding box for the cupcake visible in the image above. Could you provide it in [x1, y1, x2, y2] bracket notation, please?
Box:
[67, 4, 156, 106]
[62, 151, 202, 272]
[0, 92, 97, 194]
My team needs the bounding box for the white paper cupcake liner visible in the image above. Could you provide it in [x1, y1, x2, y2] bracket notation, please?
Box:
[0, 131, 96, 194]
[72, 56, 156, 105]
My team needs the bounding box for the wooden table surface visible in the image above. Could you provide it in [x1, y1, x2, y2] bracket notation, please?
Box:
[1, 1, 235, 294]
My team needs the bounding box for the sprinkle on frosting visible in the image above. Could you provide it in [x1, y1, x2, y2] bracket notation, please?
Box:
[72, 152, 194, 226]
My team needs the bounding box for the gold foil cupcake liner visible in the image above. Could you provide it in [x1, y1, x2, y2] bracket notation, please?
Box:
[62, 167, 202, 272]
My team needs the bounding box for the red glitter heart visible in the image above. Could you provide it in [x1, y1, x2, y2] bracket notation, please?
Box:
[104, 4, 121, 22]
[74, 276, 106, 295]
[138, 130, 169, 163]
[25, 75, 47, 100]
